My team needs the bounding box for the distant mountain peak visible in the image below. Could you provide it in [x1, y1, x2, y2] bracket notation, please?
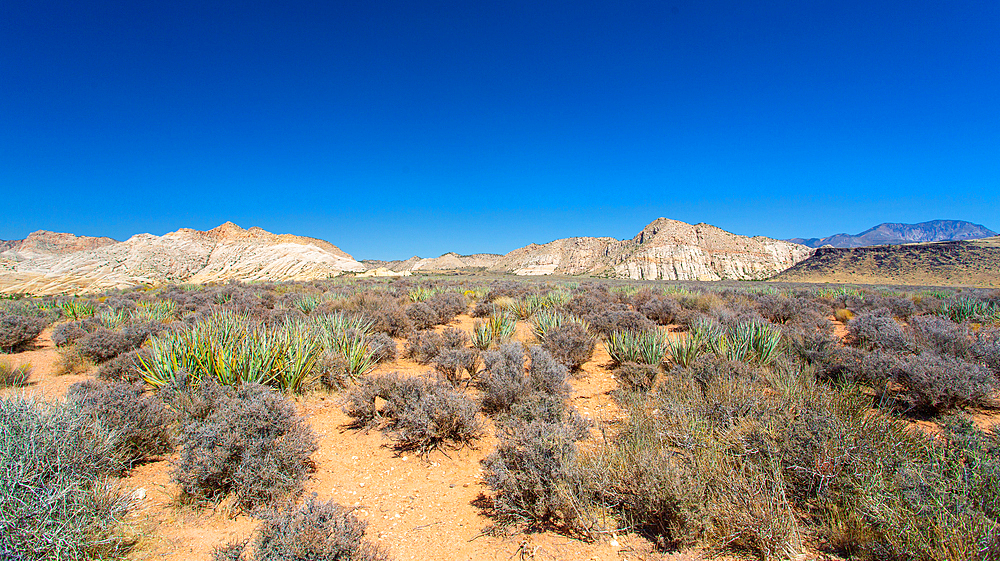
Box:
[789, 220, 996, 248]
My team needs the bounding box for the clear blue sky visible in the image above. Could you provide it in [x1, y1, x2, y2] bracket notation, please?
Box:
[3, 1, 998, 259]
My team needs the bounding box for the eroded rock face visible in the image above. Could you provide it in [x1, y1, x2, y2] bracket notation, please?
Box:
[490, 218, 813, 281]
[0, 222, 365, 295]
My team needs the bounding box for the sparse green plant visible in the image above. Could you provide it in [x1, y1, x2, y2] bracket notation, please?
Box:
[940, 296, 1000, 324]
[97, 308, 131, 329]
[0, 359, 32, 387]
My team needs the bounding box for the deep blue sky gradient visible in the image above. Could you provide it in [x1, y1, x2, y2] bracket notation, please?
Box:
[3, 1, 998, 259]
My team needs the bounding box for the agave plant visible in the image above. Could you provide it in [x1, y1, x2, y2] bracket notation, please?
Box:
[313, 312, 373, 352]
[408, 286, 439, 302]
[704, 321, 783, 366]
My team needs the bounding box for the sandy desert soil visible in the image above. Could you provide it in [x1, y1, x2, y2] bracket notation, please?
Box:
[3, 316, 995, 561]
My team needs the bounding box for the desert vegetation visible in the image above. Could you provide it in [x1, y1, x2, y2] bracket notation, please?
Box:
[1, 278, 998, 560]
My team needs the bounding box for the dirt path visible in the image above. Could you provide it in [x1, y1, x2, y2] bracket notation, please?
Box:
[0, 327, 93, 400]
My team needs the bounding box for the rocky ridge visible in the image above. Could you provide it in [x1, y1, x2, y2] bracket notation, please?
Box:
[489, 218, 813, 280]
[0, 223, 364, 295]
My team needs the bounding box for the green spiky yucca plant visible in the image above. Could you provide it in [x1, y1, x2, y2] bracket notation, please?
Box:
[133, 300, 177, 322]
[138, 311, 323, 392]
[667, 333, 705, 368]
[472, 312, 517, 350]
[704, 321, 783, 366]
[97, 308, 130, 330]
[607, 329, 670, 366]
[940, 297, 1000, 324]
[408, 286, 439, 302]
[57, 300, 95, 321]
[530, 310, 590, 342]
[290, 294, 321, 315]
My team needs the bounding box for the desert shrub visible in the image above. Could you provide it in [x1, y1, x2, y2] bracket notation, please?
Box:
[215, 495, 390, 561]
[0, 359, 31, 387]
[0, 314, 46, 352]
[76, 321, 163, 363]
[405, 330, 445, 364]
[754, 294, 819, 325]
[834, 308, 854, 323]
[172, 381, 317, 511]
[96, 348, 148, 383]
[343, 373, 481, 455]
[678, 291, 723, 314]
[614, 361, 658, 392]
[541, 324, 595, 371]
[910, 314, 973, 358]
[404, 302, 438, 330]
[367, 331, 397, 363]
[434, 347, 479, 385]
[973, 328, 1000, 375]
[476, 344, 569, 415]
[639, 295, 683, 325]
[581, 362, 1000, 558]
[482, 396, 593, 534]
[855, 349, 903, 388]
[52, 320, 92, 347]
[54, 343, 95, 375]
[0, 396, 130, 560]
[366, 302, 413, 337]
[315, 351, 351, 390]
[486, 280, 532, 301]
[860, 293, 918, 320]
[847, 311, 914, 353]
[895, 352, 997, 413]
[476, 342, 528, 414]
[426, 291, 467, 324]
[587, 310, 656, 337]
[472, 300, 496, 317]
[67, 379, 173, 465]
[77, 328, 137, 362]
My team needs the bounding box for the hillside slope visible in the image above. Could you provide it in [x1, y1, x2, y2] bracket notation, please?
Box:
[773, 236, 1000, 287]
